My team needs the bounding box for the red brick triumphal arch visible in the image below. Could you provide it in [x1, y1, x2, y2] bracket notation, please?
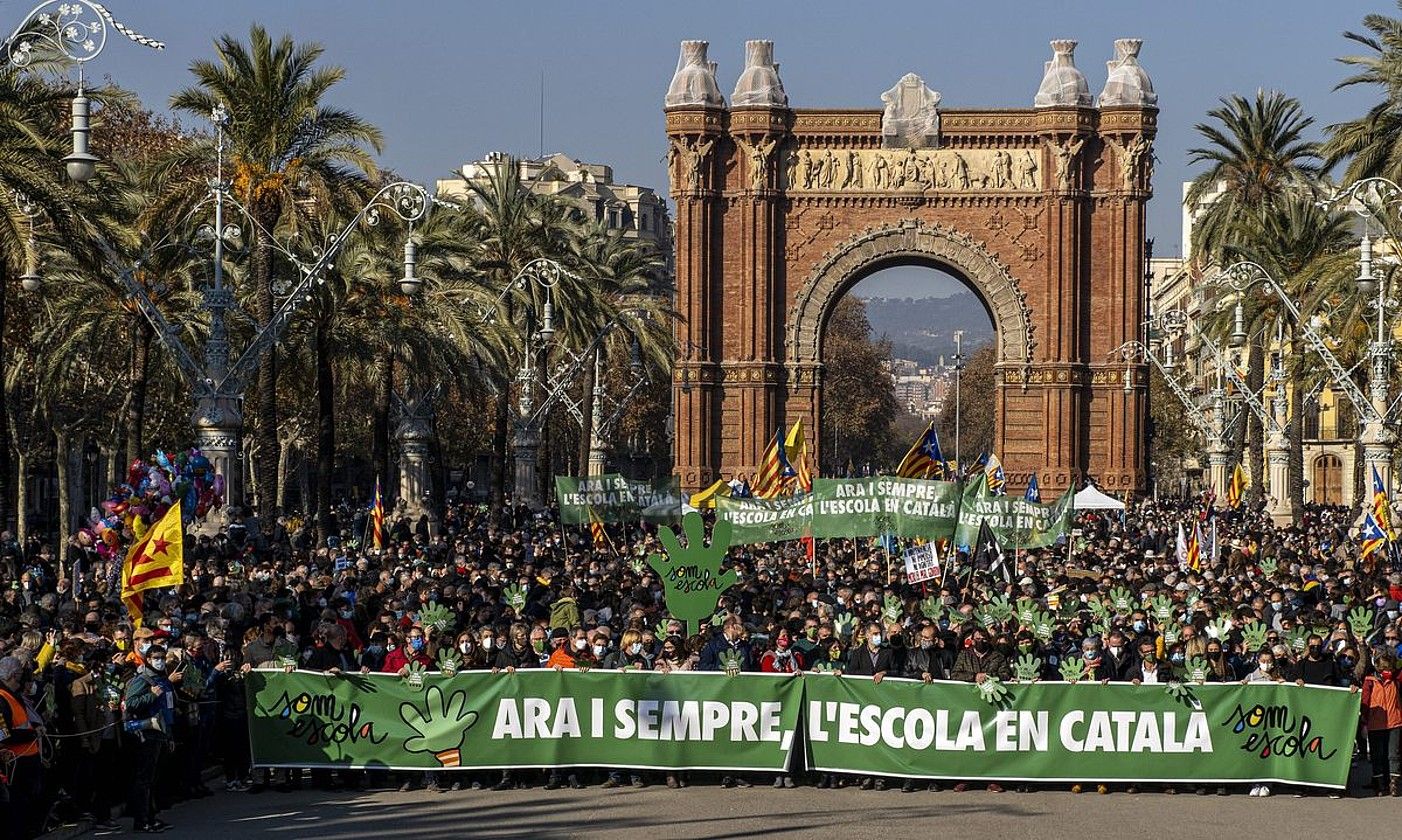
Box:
[665, 38, 1158, 496]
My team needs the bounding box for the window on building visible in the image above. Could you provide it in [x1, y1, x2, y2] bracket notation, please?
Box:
[1303, 404, 1321, 440]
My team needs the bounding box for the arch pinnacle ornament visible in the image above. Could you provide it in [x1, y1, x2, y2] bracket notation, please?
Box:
[787, 222, 1035, 371]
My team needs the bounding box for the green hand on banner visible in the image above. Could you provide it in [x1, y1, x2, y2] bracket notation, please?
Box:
[1348, 606, 1374, 638]
[1013, 654, 1042, 682]
[975, 676, 1012, 708]
[1059, 656, 1088, 683]
[400, 684, 478, 767]
[436, 649, 461, 677]
[646, 512, 736, 637]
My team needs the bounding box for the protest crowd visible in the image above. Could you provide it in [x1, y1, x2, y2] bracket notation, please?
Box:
[1, 485, 1400, 836]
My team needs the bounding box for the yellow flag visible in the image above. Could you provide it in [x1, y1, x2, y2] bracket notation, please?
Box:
[121, 502, 185, 626]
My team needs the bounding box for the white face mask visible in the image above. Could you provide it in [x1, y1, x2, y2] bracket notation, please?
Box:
[459, 642, 472, 654]
[1260, 662, 1273, 672]
[628, 642, 643, 655]
[593, 644, 606, 657]
[481, 637, 494, 650]
[1108, 646, 1121, 657]
[574, 639, 587, 651]
[869, 634, 883, 647]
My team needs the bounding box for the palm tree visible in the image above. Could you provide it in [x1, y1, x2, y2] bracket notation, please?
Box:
[567, 219, 673, 474]
[170, 25, 383, 513]
[1324, 3, 1402, 183]
[1186, 91, 1321, 261]
[1187, 90, 1324, 498]
[0, 55, 89, 531]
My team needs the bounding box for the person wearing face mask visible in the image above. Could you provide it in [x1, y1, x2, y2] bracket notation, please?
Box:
[331, 599, 365, 652]
[452, 630, 486, 670]
[123, 644, 177, 833]
[382, 625, 434, 676]
[359, 632, 389, 672]
[836, 621, 899, 791]
[603, 629, 652, 671]
[1361, 647, 1402, 796]
[492, 622, 538, 674]
[545, 627, 580, 671]
[699, 616, 753, 674]
[1099, 630, 1139, 682]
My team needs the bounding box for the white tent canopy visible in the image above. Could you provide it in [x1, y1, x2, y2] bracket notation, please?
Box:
[1073, 484, 1125, 511]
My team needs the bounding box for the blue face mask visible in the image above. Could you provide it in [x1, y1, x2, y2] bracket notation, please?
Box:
[1132, 621, 1146, 633]
[1170, 652, 1185, 664]
[410, 638, 425, 652]
[138, 641, 152, 655]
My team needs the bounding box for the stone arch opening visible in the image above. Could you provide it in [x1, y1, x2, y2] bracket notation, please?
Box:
[816, 261, 997, 475]
[787, 222, 1033, 372]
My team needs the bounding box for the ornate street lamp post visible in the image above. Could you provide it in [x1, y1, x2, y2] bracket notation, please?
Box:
[3, 1, 164, 183]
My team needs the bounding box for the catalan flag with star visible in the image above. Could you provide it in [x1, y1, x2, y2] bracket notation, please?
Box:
[895, 421, 947, 480]
[1361, 507, 1388, 562]
[121, 501, 185, 627]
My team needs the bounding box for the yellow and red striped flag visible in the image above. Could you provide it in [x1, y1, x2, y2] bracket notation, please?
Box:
[371, 477, 385, 550]
[121, 502, 185, 628]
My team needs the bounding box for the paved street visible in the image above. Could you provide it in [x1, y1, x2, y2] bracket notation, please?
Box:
[120, 776, 1398, 840]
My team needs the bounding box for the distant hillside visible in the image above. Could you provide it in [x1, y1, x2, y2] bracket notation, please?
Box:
[856, 292, 996, 365]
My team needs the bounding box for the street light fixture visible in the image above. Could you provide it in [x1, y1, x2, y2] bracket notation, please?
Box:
[13, 189, 41, 291]
[3, 1, 164, 182]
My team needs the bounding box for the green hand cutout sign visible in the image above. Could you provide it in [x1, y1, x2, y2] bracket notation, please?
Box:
[400, 684, 478, 767]
[646, 512, 736, 637]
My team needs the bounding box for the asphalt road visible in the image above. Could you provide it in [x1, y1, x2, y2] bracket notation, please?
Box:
[102, 771, 1399, 840]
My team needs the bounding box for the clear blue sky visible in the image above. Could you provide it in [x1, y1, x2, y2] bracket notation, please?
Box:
[21, 0, 1383, 295]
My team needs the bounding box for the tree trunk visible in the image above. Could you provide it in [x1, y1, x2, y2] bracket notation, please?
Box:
[123, 318, 152, 468]
[371, 352, 393, 505]
[55, 428, 71, 572]
[315, 314, 336, 545]
[15, 448, 28, 547]
[0, 274, 11, 534]
[491, 390, 508, 510]
[1246, 340, 1265, 502]
[1288, 371, 1304, 513]
[251, 227, 279, 515]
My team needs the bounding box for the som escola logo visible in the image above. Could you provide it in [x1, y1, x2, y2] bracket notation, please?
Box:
[1222, 702, 1338, 761]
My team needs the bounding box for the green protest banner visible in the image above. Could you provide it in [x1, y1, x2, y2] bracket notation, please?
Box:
[629, 477, 684, 524]
[247, 669, 803, 772]
[554, 474, 637, 524]
[953, 473, 1073, 549]
[811, 477, 960, 540]
[716, 494, 813, 543]
[803, 676, 1357, 788]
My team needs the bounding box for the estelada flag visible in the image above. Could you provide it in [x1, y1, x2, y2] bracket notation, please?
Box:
[121, 501, 185, 627]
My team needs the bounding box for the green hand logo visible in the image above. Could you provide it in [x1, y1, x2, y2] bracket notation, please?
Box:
[1013, 653, 1042, 682]
[1348, 606, 1374, 638]
[646, 512, 736, 636]
[503, 584, 527, 612]
[400, 685, 478, 767]
[1240, 620, 1267, 652]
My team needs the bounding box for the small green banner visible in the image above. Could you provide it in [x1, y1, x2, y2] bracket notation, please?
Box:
[953, 473, 1074, 549]
[716, 494, 814, 543]
[554, 474, 637, 524]
[629, 477, 685, 525]
[810, 477, 960, 539]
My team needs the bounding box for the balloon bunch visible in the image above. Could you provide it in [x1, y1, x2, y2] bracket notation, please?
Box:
[77, 447, 226, 562]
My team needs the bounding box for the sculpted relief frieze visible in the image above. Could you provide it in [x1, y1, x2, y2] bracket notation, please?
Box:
[783, 146, 1040, 193]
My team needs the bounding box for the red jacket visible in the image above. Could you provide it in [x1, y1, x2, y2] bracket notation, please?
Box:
[1362, 673, 1402, 731]
[760, 649, 805, 673]
[382, 646, 433, 673]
